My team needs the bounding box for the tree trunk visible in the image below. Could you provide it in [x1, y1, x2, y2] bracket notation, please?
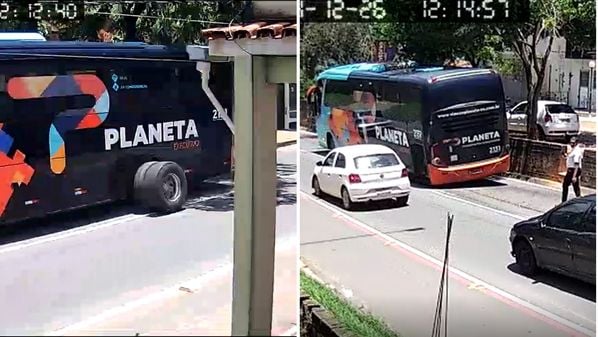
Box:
[526, 34, 554, 140]
[123, 3, 147, 42]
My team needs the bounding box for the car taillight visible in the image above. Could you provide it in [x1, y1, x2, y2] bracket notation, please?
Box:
[401, 168, 409, 177]
[348, 174, 361, 183]
[544, 113, 552, 122]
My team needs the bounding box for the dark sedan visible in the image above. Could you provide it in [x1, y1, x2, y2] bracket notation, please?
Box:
[509, 194, 596, 284]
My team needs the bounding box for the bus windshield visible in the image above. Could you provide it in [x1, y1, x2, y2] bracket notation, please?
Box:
[429, 75, 503, 113]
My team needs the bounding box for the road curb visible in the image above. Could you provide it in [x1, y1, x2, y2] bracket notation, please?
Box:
[277, 140, 297, 148]
[495, 173, 595, 193]
[300, 130, 318, 138]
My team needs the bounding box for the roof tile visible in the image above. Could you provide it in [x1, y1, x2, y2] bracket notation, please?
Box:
[202, 22, 296, 41]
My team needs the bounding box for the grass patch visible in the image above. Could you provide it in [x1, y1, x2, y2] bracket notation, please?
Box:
[301, 271, 400, 337]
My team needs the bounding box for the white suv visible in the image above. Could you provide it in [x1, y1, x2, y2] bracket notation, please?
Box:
[507, 100, 580, 141]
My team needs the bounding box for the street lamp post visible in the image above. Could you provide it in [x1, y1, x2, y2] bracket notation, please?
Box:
[589, 60, 595, 116]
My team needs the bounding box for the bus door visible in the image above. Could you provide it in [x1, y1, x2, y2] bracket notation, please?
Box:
[320, 79, 364, 148]
[305, 85, 320, 132]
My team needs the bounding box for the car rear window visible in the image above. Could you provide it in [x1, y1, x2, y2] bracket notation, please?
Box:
[546, 104, 576, 115]
[353, 154, 399, 169]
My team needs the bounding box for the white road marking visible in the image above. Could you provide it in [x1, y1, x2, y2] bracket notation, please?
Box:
[45, 263, 233, 336]
[431, 190, 527, 220]
[0, 213, 147, 255]
[302, 192, 595, 337]
[489, 176, 562, 192]
[0, 190, 249, 255]
[45, 238, 297, 336]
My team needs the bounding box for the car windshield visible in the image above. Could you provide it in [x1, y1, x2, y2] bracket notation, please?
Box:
[546, 104, 575, 115]
[353, 153, 399, 169]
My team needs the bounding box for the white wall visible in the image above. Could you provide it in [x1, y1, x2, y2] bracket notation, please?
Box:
[500, 37, 596, 111]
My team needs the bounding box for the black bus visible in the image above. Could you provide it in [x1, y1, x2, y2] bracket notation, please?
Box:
[0, 41, 233, 223]
[308, 64, 510, 185]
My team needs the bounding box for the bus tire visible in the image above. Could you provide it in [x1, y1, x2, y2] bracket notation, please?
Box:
[133, 161, 158, 203]
[137, 161, 188, 213]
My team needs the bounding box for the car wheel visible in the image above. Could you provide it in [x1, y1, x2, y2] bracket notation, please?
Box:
[341, 187, 353, 210]
[312, 176, 322, 197]
[326, 133, 335, 150]
[514, 240, 538, 276]
[537, 125, 546, 141]
[395, 195, 409, 207]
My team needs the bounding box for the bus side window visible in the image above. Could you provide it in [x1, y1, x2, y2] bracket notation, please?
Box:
[381, 85, 422, 122]
[323, 80, 353, 108]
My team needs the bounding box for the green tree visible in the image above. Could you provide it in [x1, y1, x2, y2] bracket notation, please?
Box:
[374, 23, 503, 67]
[301, 23, 374, 94]
[499, 0, 594, 139]
[39, 2, 241, 44]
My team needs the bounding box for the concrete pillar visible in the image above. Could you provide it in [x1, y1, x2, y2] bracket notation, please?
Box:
[231, 55, 278, 336]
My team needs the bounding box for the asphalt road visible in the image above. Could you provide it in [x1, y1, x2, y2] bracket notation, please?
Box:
[0, 145, 297, 335]
[300, 135, 596, 337]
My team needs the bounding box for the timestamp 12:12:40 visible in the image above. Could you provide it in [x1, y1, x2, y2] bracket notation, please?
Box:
[0, 2, 81, 20]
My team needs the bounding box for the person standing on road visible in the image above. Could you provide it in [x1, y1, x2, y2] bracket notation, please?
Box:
[562, 137, 584, 202]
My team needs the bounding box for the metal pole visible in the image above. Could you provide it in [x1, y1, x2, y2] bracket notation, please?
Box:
[588, 68, 594, 116]
[231, 55, 277, 336]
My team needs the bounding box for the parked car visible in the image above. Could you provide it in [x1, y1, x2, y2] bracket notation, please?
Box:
[509, 194, 595, 284]
[507, 100, 580, 141]
[312, 144, 411, 210]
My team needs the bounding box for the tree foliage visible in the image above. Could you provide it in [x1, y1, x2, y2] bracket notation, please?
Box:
[301, 23, 375, 94]
[26, 2, 242, 44]
[374, 23, 504, 67]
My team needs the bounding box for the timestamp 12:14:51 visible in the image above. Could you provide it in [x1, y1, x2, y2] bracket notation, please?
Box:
[423, 0, 511, 20]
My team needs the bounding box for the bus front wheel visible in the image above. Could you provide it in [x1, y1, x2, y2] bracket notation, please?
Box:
[134, 161, 188, 213]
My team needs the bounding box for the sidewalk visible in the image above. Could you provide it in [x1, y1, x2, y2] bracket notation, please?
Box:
[277, 130, 298, 147]
[60, 244, 298, 336]
[579, 117, 596, 134]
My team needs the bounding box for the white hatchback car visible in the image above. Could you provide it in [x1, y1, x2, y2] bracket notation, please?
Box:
[507, 100, 580, 140]
[312, 144, 411, 210]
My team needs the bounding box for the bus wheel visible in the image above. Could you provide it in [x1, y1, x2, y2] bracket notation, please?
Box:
[326, 134, 335, 150]
[135, 161, 188, 213]
[133, 161, 158, 203]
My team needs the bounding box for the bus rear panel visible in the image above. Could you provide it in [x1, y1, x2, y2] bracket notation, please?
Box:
[425, 72, 510, 185]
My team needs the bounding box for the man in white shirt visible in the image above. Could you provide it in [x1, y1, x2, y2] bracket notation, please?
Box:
[562, 137, 583, 202]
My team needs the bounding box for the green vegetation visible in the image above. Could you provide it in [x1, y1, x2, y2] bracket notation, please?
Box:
[1, 2, 242, 44]
[301, 271, 400, 337]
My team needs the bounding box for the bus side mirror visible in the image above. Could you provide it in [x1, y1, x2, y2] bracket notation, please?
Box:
[316, 161, 322, 166]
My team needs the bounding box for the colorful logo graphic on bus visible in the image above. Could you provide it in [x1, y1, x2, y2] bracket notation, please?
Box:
[0, 125, 34, 216]
[328, 107, 363, 146]
[7, 74, 110, 174]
